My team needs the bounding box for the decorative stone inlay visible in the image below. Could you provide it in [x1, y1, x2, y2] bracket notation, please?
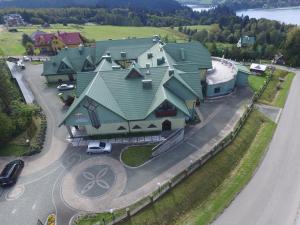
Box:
[61, 156, 127, 212]
[76, 165, 115, 197]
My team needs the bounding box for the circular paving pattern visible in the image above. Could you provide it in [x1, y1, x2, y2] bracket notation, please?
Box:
[5, 185, 25, 201]
[61, 156, 127, 212]
[76, 165, 115, 197]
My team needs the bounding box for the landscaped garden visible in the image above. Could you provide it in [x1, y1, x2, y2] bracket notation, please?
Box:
[121, 145, 155, 167]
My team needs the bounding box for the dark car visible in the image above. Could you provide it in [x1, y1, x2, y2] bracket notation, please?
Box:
[0, 160, 24, 187]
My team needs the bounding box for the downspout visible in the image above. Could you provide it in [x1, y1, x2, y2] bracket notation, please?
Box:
[127, 120, 131, 134]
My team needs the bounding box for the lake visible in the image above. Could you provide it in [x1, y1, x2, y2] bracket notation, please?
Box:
[190, 5, 300, 25]
[236, 7, 300, 25]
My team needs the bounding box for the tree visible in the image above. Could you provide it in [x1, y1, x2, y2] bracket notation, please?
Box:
[0, 112, 14, 145]
[25, 42, 35, 55]
[284, 28, 300, 66]
[193, 29, 208, 43]
[22, 33, 33, 47]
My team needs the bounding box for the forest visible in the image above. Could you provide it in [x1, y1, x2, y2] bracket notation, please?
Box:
[0, 0, 184, 12]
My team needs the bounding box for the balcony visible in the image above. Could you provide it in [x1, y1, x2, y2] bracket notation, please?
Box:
[155, 109, 177, 117]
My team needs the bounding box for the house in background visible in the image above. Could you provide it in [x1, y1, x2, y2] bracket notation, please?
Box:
[30, 30, 47, 42]
[272, 53, 285, 65]
[237, 36, 256, 48]
[42, 37, 251, 137]
[3, 14, 26, 27]
[250, 63, 267, 75]
[33, 31, 83, 55]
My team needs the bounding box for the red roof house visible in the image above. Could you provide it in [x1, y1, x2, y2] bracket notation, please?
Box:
[57, 32, 83, 46]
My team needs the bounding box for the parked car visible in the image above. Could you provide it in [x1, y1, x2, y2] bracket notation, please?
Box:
[0, 159, 24, 187]
[87, 141, 112, 154]
[23, 56, 30, 62]
[17, 60, 25, 70]
[57, 84, 75, 91]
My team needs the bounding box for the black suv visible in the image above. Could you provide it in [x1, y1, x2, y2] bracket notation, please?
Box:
[0, 160, 24, 187]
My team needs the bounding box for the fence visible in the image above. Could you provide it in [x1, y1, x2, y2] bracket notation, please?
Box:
[151, 128, 184, 157]
[72, 70, 274, 225]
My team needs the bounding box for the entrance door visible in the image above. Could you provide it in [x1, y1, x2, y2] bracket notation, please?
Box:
[68, 74, 74, 81]
[162, 120, 172, 131]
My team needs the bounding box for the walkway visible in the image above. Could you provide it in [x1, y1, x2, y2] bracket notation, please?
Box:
[6, 61, 34, 104]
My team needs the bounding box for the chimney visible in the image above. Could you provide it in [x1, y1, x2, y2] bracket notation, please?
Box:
[142, 79, 152, 89]
[121, 51, 126, 58]
[78, 44, 83, 54]
[112, 65, 121, 70]
[169, 69, 174, 76]
[180, 48, 185, 60]
[146, 63, 151, 75]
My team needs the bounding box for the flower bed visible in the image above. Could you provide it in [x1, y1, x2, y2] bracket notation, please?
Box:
[47, 214, 56, 225]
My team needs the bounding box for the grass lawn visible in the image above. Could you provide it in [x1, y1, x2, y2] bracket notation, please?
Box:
[259, 69, 295, 107]
[0, 144, 28, 156]
[180, 24, 214, 31]
[0, 24, 188, 56]
[175, 115, 276, 225]
[121, 145, 155, 167]
[248, 74, 267, 92]
[273, 72, 295, 108]
[78, 110, 276, 225]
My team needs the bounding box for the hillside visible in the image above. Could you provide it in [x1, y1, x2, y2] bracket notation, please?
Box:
[0, 0, 183, 12]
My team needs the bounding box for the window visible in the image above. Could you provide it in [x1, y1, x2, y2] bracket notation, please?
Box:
[117, 126, 126, 131]
[148, 124, 157, 128]
[132, 125, 141, 130]
[57, 61, 73, 73]
[158, 101, 175, 111]
[82, 58, 95, 72]
[214, 87, 221, 94]
[83, 98, 101, 129]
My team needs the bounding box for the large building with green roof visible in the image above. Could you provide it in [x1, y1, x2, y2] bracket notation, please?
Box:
[43, 37, 250, 136]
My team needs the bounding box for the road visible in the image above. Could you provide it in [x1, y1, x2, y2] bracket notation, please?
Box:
[213, 69, 300, 225]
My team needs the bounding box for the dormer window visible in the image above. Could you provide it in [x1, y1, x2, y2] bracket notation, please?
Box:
[83, 97, 101, 129]
[82, 58, 95, 72]
[132, 125, 141, 130]
[117, 126, 126, 131]
[155, 101, 177, 117]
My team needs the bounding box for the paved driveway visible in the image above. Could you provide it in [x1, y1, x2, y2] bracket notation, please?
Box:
[0, 62, 253, 225]
[213, 69, 300, 225]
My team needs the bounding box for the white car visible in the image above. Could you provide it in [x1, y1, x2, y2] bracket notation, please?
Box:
[87, 141, 112, 154]
[57, 84, 75, 91]
[23, 56, 30, 61]
[17, 61, 25, 70]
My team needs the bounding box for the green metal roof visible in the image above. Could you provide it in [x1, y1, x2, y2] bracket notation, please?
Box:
[173, 63, 202, 73]
[42, 46, 96, 76]
[235, 63, 252, 74]
[163, 42, 212, 69]
[76, 72, 97, 97]
[178, 72, 203, 99]
[57, 38, 214, 125]
[95, 37, 156, 62]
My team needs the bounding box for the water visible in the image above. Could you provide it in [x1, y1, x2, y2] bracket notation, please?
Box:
[236, 6, 300, 25]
